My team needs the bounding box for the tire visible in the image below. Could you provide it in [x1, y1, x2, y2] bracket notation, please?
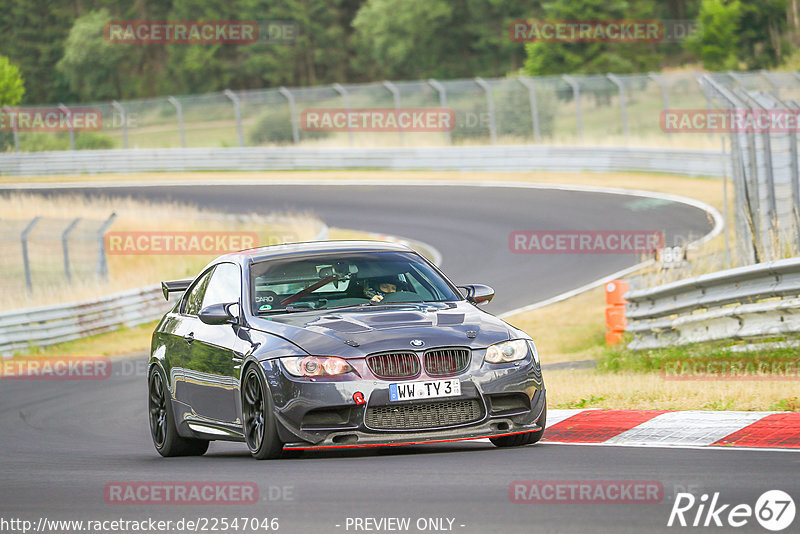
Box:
[148, 367, 209, 457]
[490, 406, 546, 448]
[241, 366, 283, 460]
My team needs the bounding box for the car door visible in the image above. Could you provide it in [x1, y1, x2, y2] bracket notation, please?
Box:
[181, 262, 246, 424]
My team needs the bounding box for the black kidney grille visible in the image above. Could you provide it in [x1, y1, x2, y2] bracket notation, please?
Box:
[366, 399, 483, 430]
[424, 348, 471, 377]
[367, 352, 421, 379]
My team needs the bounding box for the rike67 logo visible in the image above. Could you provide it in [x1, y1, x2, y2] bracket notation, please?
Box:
[668, 490, 795, 531]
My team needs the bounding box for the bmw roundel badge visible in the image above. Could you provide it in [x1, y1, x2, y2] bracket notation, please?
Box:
[410, 339, 424, 348]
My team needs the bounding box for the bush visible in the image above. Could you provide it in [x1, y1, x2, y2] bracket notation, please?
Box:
[248, 106, 330, 145]
[18, 131, 116, 152]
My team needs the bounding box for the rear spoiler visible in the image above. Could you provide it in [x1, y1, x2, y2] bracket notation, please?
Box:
[161, 278, 193, 301]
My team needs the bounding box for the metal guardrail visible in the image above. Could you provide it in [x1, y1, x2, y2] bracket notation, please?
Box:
[0, 145, 724, 177]
[625, 257, 800, 350]
[0, 284, 167, 356]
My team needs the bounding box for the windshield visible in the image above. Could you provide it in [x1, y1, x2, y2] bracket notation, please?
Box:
[249, 251, 460, 314]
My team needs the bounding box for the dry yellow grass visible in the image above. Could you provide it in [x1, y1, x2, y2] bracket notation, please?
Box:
[505, 286, 608, 365]
[0, 192, 322, 310]
[546, 369, 799, 411]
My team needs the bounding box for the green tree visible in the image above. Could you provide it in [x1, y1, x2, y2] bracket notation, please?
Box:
[738, 0, 788, 68]
[353, 0, 534, 80]
[0, 54, 24, 105]
[684, 0, 742, 70]
[56, 9, 129, 101]
[0, 53, 24, 151]
[523, 0, 662, 76]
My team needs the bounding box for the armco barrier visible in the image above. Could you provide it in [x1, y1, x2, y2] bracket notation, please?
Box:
[0, 145, 724, 177]
[0, 284, 167, 356]
[625, 257, 800, 350]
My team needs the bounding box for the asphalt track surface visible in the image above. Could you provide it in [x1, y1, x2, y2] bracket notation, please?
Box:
[1, 182, 798, 533]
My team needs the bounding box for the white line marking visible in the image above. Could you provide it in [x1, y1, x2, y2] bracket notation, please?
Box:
[604, 410, 774, 447]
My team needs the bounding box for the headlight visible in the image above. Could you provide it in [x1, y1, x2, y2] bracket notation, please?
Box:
[484, 339, 531, 364]
[281, 356, 354, 377]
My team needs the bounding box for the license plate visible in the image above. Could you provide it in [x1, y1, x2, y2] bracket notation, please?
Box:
[389, 379, 461, 401]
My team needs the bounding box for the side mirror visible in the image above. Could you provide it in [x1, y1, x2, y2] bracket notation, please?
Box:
[459, 284, 495, 305]
[199, 302, 237, 325]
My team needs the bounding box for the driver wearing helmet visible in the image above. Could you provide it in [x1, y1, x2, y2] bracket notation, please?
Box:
[364, 276, 398, 302]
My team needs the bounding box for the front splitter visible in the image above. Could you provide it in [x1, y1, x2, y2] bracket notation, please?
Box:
[283, 424, 543, 450]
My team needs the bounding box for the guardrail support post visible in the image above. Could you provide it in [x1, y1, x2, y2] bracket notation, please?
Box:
[167, 96, 186, 148]
[3, 106, 19, 152]
[562, 75, 583, 141]
[648, 73, 670, 137]
[224, 90, 244, 147]
[21, 216, 41, 292]
[382, 80, 403, 144]
[474, 77, 497, 145]
[96, 213, 117, 280]
[278, 87, 300, 145]
[517, 77, 542, 142]
[332, 83, 353, 146]
[111, 100, 128, 149]
[427, 79, 451, 145]
[62, 217, 81, 283]
[58, 104, 75, 150]
[786, 99, 800, 249]
[607, 74, 629, 143]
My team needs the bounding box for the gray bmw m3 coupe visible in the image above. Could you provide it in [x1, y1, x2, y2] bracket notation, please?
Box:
[148, 240, 546, 459]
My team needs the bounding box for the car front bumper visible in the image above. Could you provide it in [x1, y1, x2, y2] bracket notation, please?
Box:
[261, 352, 546, 449]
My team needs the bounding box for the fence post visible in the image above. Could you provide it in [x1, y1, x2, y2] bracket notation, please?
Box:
[332, 83, 353, 146]
[517, 77, 541, 142]
[474, 77, 497, 145]
[62, 217, 81, 283]
[760, 70, 780, 98]
[21, 216, 41, 292]
[58, 104, 75, 150]
[427, 79, 451, 145]
[278, 87, 300, 145]
[96, 213, 117, 280]
[607, 74, 629, 143]
[382, 80, 403, 144]
[167, 96, 186, 148]
[786, 99, 800, 250]
[3, 106, 19, 152]
[648, 72, 670, 137]
[561, 75, 583, 141]
[224, 90, 244, 147]
[111, 100, 128, 149]
[737, 88, 778, 255]
[721, 137, 731, 267]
